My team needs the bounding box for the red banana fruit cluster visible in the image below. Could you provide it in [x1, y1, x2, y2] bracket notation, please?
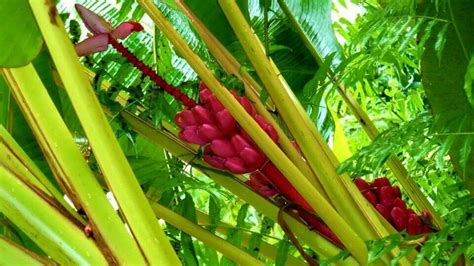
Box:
[354, 177, 432, 235]
[176, 84, 433, 246]
[175, 83, 343, 245]
[175, 83, 278, 173]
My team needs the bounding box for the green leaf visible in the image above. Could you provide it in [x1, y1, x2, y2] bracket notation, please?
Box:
[236, 203, 249, 227]
[277, 0, 344, 68]
[207, 195, 221, 233]
[419, 0, 474, 193]
[182, 0, 250, 47]
[177, 193, 199, 266]
[464, 55, 474, 108]
[434, 23, 449, 64]
[0, 0, 43, 67]
[274, 236, 290, 266]
[247, 232, 262, 257]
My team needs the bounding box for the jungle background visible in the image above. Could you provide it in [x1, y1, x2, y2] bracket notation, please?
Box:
[0, 0, 473, 265]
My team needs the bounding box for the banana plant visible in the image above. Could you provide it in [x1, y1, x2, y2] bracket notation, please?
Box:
[0, 0, 472, 265]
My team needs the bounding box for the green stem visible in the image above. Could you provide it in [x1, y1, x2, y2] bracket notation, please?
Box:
[149, 201, 265, 266]
[2, 65, 145, 264]
[195, 211, 306, 266]
[0, 237, 53, 265]
[0, 167, 107, 265]
[28, 1, 180, 264]
[0, 126, 82, 223]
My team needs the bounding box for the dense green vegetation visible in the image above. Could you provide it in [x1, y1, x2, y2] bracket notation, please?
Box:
[0, 0, 472, 265]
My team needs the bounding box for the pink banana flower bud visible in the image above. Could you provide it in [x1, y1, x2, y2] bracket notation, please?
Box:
[391, 207, 408, 231]
[406, 208, 416, 217]
[110, 22, 144, 39]
[375, 204, 391, 222]
[393, 198, 407, 210]
[379, 186, 396, 207]
[238, 96, 257, 116]
[199, 83, 213, 103]
[372, 177, 391, 188]
[230, 134, 252, 153]
[74, 4, 143, 56]
[407, 213, 423, 235]
[391, 186, 402, 199]
[363, 191, 378, 206]
[353, 178, 370, 191]
[75, 4, 197, 109]
[207, 95, 225, 113]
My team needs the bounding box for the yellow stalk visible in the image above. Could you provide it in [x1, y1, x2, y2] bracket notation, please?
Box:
[28, 2, 180, 264]
[174, 0, 328, 199]
[0, 167, 107, 265]
[0, 237, 53, 266]
[0, 126, 82, 222]
[0, 141, 83, 225]
[195, 211, 306, 266]
[138, 1, 367, 262]
[3, 65, 147, 264]
[0, 140, 51, 198]
[149, 201, 265, 266]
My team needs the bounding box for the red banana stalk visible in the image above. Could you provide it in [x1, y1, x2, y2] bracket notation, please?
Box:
[74, 4, 196, 109]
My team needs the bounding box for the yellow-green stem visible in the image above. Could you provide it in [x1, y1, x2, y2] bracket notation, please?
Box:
[149, 201, 265, 266]
[28, 2, 180, 264]
[195, 211, 306, 266]
[3, 65, 146, 264]
[0, 167, 107, 265]
[0, 126, 82, 223]
[0, 237, 53, 266]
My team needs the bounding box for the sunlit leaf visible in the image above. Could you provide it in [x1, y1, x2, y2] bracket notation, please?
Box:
[0, 0, 43, 67]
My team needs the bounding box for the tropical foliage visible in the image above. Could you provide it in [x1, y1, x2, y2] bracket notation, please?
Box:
[0, 0, 473, 265]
